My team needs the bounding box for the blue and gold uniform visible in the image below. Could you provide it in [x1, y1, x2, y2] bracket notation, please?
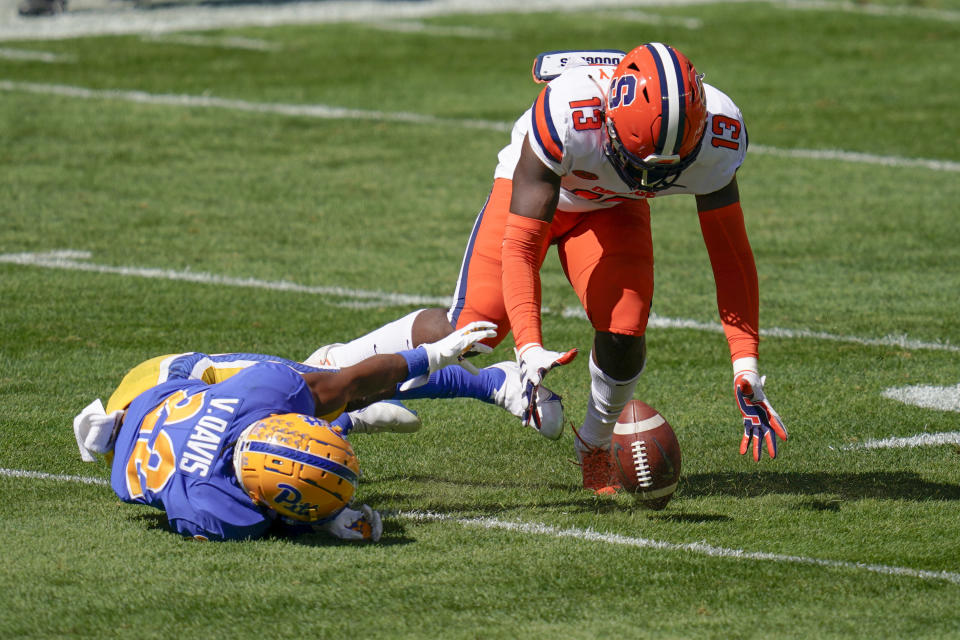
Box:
[106, 352, 346, 422]
[110, 362, 315, 541]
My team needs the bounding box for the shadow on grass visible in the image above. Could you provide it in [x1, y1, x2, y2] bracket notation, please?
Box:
[679, 471, 960, 501]
[128, 509, 419, 546]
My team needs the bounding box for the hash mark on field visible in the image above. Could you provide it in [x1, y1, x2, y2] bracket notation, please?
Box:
[882, 384, 960, 413]
[3, 250, 957, 354]
[847, 431, 960, 450]
[0, 79, 958, 173]
[2, 468, 958, 585]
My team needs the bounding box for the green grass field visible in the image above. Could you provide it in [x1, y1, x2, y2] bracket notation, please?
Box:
[2, 1, 959, 637]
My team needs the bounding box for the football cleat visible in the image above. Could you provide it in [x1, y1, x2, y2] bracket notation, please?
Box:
[233, 413, 359, 523]
[348, 400, 422, 434]
[603, 43, 708, 192]
[489, 361, 565, 440]
[572, 426, 621, 495]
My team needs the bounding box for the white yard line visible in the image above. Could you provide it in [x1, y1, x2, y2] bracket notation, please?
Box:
[0, 250, 451, 309]
[850, 432, 960, 450]
[2, 79, 958, 173]
[139, 33, 282, 50]
[0, 46, 76, 62]
[400, 510, 960, 586]
[3, 249, 957, 354]
[882, 384, 960, 413]
[1, 0, 955, 42]
[1, 464, 957, 586]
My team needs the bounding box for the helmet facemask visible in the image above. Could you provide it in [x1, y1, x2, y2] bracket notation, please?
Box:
[603, 114, 705, 192]
[600, 43, 708, 192]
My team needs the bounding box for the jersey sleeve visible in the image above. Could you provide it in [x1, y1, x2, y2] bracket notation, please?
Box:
[527, 85, 568, 176]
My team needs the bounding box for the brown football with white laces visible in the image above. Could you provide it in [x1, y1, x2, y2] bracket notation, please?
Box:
[610, 400, 681, 510]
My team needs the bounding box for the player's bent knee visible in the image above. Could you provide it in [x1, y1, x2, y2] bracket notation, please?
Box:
[411, 308, 456, 346]
[593, 332, 646, 380]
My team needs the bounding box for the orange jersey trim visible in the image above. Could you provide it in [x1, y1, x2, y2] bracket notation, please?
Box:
[531, 86, 563, 164]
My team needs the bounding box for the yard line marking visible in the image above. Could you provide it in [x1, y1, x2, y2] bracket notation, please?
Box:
[3, 250, 957, 353]
[881, 384, 960, 413]
[0, 80, 511, 132]
[848, 431, 960, 450]
[3, 467, 956, 585]
[773, 0, 960, 22]
[748, 144, 960, 173]
[1, 0, 955, 42]
[0, 250, 450, 309]
[0, 468, 109, 486]
[140, 34, 283, 51]
[399, 511, 960, 585]
[616, 10, 704, 28]
[0, 47, 76, 63]
[363, 20, 507, 38]
[562, 306, 960, 353]
[0, 79, 958, 173]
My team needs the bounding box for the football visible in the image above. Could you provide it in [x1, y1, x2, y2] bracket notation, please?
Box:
[610, 400, 681, 510]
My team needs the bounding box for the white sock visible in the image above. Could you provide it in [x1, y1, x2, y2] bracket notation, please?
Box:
[577, 351, 643, 450]
[304, 309, 423, 368]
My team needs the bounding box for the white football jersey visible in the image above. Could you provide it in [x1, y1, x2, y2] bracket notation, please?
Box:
[493, 65, 748, 212]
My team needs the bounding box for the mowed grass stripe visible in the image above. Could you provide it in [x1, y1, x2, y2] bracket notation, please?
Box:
[1, 80, 957, 173]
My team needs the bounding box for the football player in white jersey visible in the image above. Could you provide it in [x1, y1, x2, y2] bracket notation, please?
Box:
[327, 43, 787, 494]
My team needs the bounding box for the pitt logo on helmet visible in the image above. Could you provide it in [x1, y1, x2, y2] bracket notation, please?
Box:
[233, 413, 360, 523]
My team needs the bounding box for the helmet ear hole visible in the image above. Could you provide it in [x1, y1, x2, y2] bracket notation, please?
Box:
[233, 414, 359, 523]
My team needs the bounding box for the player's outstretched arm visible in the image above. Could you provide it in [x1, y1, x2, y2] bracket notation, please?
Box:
[504, 137, 577, 423]
[301, 322, 498, 416]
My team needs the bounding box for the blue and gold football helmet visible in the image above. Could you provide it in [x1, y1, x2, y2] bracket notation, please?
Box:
[233, 413, 359, 522]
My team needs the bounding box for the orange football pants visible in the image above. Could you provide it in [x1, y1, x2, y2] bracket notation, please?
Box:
[449, 178, 654, 346]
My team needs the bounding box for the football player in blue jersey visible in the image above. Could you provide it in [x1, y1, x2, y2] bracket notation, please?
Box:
[73, 321, 501, 542]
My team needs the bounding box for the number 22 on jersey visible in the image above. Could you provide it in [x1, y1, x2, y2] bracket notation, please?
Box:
[124, 390, 205, 499]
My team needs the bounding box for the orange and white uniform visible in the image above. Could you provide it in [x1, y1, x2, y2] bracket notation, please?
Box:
[448, 63, 757, 362]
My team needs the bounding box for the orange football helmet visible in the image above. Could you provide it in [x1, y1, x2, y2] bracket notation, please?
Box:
[603, 43, 708, 191]
[233, 413, 359, 523]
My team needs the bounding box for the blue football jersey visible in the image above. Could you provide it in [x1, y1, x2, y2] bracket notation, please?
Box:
[110, 362, 316, 541]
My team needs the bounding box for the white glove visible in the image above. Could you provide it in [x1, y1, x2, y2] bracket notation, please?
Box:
[422, 321, 497, 372]
[733, 359, 787, 461]
[516, 344, 577, 427]
[320, 504, 382, 542]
